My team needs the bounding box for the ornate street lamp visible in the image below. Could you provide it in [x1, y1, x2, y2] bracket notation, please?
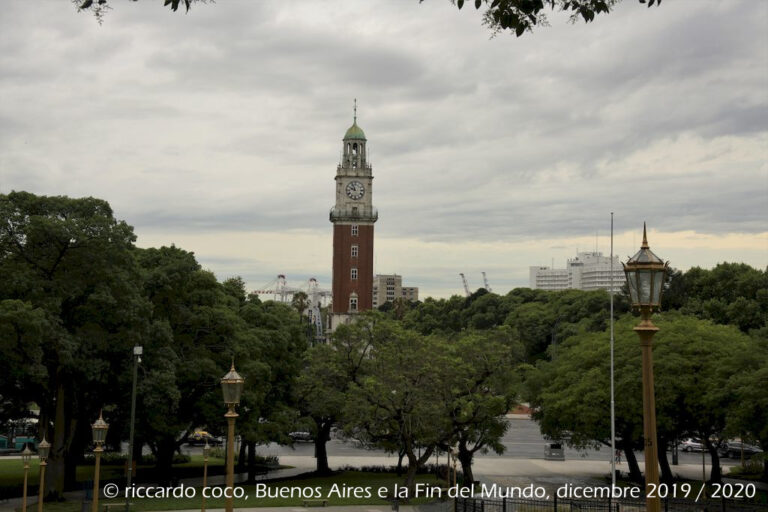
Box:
[201, 440, 210, 512]
[221, 361, 244, 512]
[91, 411, 109, 512]
[36, 437, 50, 512]
[21, 446, 33, 512]
[623, 223, 668, 512]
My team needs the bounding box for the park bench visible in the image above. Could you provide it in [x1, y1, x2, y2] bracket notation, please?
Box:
[302, 498, 328, 507]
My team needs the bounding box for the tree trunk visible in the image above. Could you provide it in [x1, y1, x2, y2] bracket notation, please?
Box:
[154, 436, 176, 483]
[458, 442, 474, 487]
[47, 378, 74, 500]
[658, 439, 673, 483]
[706, 442, 722, 483]
[396, 448, 405, 477]
[403, 451, 419, 499]
[237, 438, 246, 471]
[623, 445, 643, 483]
[313, 420, 333, 475]
[246, 441, 257, 482]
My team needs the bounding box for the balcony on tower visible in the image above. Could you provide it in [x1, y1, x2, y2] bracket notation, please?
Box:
[330, 205, 378, 223]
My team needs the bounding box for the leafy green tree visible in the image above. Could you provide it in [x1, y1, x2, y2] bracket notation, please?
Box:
[442, 327, 523, 484]
[725, 328, 768, 481]
[344, 319, 451, 495]
[0, 191, 148, 498]
[527, 312, 752, 483]
[295, 315, 379, 474]
[132, 246, 250, 476]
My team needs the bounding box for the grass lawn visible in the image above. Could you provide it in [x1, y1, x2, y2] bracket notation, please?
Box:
[15, 471, 446, 511]
[0, 455, 229, 488]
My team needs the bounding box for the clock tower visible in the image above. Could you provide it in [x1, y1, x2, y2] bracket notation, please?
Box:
[329, 101, 377, 330]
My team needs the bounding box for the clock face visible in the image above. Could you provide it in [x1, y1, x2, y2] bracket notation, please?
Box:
[346, 181, 365, 200]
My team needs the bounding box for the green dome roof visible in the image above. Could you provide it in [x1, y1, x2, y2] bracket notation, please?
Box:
[344, 122, 366, 140]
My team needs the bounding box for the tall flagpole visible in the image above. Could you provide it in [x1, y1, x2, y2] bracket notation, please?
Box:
[610, 212, 616, 488]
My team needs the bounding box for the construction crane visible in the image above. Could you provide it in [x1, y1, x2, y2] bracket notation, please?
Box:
[459, 273, 471, 297]
[482, 272, 491, 293]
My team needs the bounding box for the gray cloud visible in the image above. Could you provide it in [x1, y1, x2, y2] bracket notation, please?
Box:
[0, 0, 766, 295]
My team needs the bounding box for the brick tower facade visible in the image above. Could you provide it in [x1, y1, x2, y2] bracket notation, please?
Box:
[329, 103, 377, 330]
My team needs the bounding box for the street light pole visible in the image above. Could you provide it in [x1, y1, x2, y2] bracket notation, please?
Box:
[623, 224, 668, 512]
[21, 446, 33, 512]
[36, 438, 50, 512]
[636, 305, 661, 512]
[91, 411, 109, 512]
[126, 345, 142, 512]
[201, 441, 210, 512]
[221, 360, 245, 512]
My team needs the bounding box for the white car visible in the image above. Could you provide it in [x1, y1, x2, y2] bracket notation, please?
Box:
[679, 438, 704, 452]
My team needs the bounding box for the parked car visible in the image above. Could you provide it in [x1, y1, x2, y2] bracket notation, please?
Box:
[718, 441, 763, 458]
[289, 431, 313, 442]
[187, 430, 223, 446]
[679, 438, 704, 452]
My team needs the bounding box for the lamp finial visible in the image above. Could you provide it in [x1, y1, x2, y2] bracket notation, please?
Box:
[231, 356, 235, 371]
[641, 222, 649, 249]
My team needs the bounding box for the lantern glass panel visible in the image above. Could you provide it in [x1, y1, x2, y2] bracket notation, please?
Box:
[92, 426, 107, 444]
[37, 441, 50, 460]
[652, 268, 665, 304]
[626, 270, 639, 304]
[21, 446, 33, 464]
[638, 270, 652, 303]
[221, 380, 243, 405]
[203, 442, 211, 458]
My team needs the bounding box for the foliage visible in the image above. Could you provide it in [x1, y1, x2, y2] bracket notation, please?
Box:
[664, 263, 768, 332]
[448, 0, 660, 37]
[0, 191, 148, 497]
[527, 311, 759, 482]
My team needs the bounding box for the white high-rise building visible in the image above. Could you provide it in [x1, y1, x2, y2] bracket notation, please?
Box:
[530, 252, 625, 293]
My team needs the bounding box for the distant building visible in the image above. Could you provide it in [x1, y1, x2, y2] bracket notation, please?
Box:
[372, 274, 419, 308]
[529, 252, 625, 292]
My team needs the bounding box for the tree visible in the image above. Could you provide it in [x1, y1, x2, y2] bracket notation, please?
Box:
[725, 328, 768, 481]
[527, 312, 752, 484]
[344, 319, 451, 496]
[450, 0, 661, 37]
[441, 327, 523, 485]
[0, 191, 148, 498]
[295, 316, 378, 474]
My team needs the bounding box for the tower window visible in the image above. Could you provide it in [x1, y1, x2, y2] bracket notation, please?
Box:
[351, 268, 358, 280]
[351, 245, 358, 258]
[349, 296, 358, 311]
[351, 225, 358, 236]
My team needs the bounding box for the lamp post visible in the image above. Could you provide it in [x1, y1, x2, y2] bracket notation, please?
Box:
[21, 446, 33, 512]
[623, 223, 668, 512]
[201, 440, 210, 512]
[126, 345, 142, 512]
[36, 437, 50, 512]
[221, 361, 244, 512]
[91, 411, 109, 512]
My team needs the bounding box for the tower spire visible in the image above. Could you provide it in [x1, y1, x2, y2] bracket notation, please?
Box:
[353, 98, 357, 124]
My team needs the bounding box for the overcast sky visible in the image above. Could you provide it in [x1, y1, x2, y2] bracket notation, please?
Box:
[1, 1, 766, 298]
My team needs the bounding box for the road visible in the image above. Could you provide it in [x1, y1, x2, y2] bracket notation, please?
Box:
[181, 417, 721, 467]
